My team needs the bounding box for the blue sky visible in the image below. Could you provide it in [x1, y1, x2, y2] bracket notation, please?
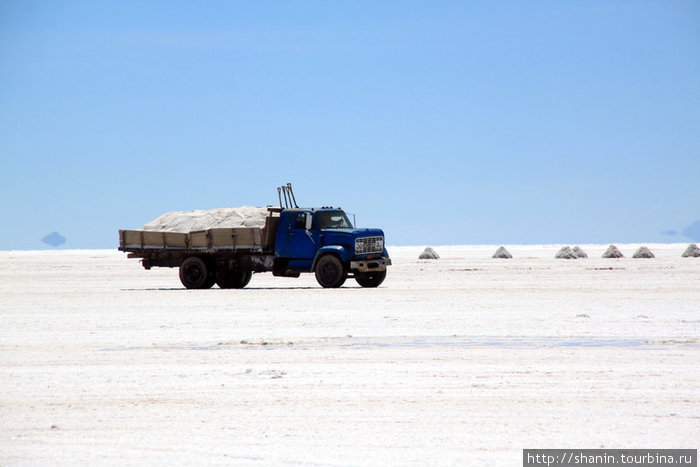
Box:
[1, 0, 698, 249]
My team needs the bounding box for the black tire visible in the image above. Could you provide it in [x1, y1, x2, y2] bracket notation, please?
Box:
[315, 255, 347, 288]
[239, 270, 252, 288]
[355, 270, 386, 288]
[203, 275, 217, 289]
[179, 257, 214, 289]
[216, 268, 252, 289]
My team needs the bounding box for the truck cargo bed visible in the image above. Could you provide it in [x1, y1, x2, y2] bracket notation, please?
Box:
[119, 227, 264, 254]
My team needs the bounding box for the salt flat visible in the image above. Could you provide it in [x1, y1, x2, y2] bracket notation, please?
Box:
[1, 244, 698, 465]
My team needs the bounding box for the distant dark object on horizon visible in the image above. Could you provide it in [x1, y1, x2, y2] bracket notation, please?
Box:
[682, 220, 700, 242]
[492, 246, 512, 259]
[419, 247, 440, 260]
[42, 231, 66, 247]
[602, 245, 624, 258]
[632, 246, 655, 258]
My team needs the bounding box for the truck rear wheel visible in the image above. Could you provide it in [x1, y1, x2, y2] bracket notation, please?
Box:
[315, 255, 347, 288]
[355, 270, 386, 288]
[179, 257, 214, 289]
[216, 268, 252, 289]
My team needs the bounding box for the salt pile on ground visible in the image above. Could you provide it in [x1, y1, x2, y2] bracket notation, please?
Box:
[555, 246, 576, 259]
[492, 246, 512, 259]
[141, 206, 269, 232]
[682, 244, 700, 257]
[602, 245, 624, 258]
[572, 246, 588, 258]
[419, 247, 440, 260]
[633, 246, 655, 258]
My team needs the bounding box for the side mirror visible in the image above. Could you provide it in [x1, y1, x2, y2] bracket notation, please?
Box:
[305, 213, 313, 230]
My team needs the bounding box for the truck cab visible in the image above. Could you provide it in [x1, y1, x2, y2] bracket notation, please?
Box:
[273, 207, 391, 288]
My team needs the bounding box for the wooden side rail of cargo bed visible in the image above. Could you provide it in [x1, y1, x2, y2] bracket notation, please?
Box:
[188, 228, 263, 251]
[119, 230, 188, 250]
[118, 228, 265, 253]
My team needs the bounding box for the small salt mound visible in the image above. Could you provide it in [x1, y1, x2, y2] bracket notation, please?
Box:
[492, 246, 512, 259]
[142, 206, 269, 232]
[682, 243, 700, 257]
[555, 246, 576, 259]
[602, 245, 624, 258]
[572, 246, 588, 258]
[419, 247, 440, 260]
[633, 246, 655, 258]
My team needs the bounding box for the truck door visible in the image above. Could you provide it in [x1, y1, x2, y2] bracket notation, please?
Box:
[279, 211, 318, 260]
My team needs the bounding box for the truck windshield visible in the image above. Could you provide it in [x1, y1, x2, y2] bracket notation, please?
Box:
[316, 211, 353, 229]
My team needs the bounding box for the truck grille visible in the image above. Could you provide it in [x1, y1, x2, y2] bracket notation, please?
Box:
[355, 236, 384, 255]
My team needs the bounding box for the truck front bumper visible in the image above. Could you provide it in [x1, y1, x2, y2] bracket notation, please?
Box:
[350, 257, 392, 273]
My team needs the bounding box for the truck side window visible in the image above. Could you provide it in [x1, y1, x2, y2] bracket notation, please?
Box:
[294, 213, 306, 230]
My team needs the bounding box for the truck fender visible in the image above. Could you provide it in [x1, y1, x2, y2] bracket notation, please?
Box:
[311, 245, 351, 271]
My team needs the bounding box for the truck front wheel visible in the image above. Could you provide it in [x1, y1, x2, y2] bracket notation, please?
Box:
[179, 257, 214, 289]
[355, 270, 386, 288]
[315, 255, 347, 288]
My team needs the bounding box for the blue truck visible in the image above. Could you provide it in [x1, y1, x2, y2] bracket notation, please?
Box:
[118, 185, 391, 289]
